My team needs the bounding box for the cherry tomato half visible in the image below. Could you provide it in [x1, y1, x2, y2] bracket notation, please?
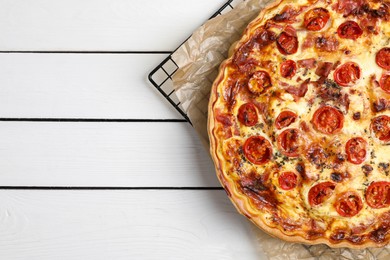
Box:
[334, 191, 363, 217]
[333, 62, 361, 86]
[345, 137, 367, 164]
[280, 60, 297, 78]
[308, 181, 336, 206]
[312, 106, 344, 135]
[376, 48, 390, 70]
[275, 111, 297, 130]
[337, 21, 363, 40]
[304, 8, 330, 31]
[278, 171, 298, 190]
[277, 128, 300, 157]
[237, 103, 258, 126]
[365, 181, 390, 209]
[244, 136, 273, 165]
[380, 74, 390, 94]
[371, 115, 390, 142]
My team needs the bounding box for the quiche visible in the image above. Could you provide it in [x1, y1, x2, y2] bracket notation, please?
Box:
[208, 0, 390, 248]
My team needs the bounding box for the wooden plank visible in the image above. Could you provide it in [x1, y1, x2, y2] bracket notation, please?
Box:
[0, 190, 267, 259]
[0, 0, 226, 51]
[0, 122, 219, 187]
[0, 53, 183, 119]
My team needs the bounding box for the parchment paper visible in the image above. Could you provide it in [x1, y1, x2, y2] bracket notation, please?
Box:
[171, 0, 390, 258]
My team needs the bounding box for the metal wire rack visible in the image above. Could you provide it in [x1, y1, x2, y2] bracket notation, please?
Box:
[148, 0, 237, 123]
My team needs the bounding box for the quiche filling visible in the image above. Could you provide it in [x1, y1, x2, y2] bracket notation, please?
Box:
[208, 0, 390, 247]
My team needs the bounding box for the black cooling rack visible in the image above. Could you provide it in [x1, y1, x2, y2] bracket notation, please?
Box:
[148, 0, 238, 124]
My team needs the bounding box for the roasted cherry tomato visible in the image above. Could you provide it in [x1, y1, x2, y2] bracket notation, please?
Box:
[275, 111, 297, 130]
[345, 137, 367, 165]
[280, 60, 297, 78]
[248, 70, 272, 94]
[278, 171, 298, 190]
[312, 106, 344, 135]
[308, 181, 336, 206]
[237, 103, 258, 126]
[276, 26, 298, 55]
[277, 128, 300, 157]
[371, 115, 390, 142]
[243, 136, 273, 165]
[337, 21, 363, 40]
[303, 8, 330, 31]
[376, 48, 390, 70]
[333, 62, 361, 86]
[365, 181, 390, 209]
[334, 191, 363, 217]
[380, 74, 390, 94]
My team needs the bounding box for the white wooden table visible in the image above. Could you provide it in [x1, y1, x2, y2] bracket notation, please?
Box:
[0, 0, 268, 259]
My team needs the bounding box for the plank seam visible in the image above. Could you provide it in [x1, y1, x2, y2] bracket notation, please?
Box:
[0, 51, 172, 54]
[0, 186, 224, 190]
[0, 118, 187, 123]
